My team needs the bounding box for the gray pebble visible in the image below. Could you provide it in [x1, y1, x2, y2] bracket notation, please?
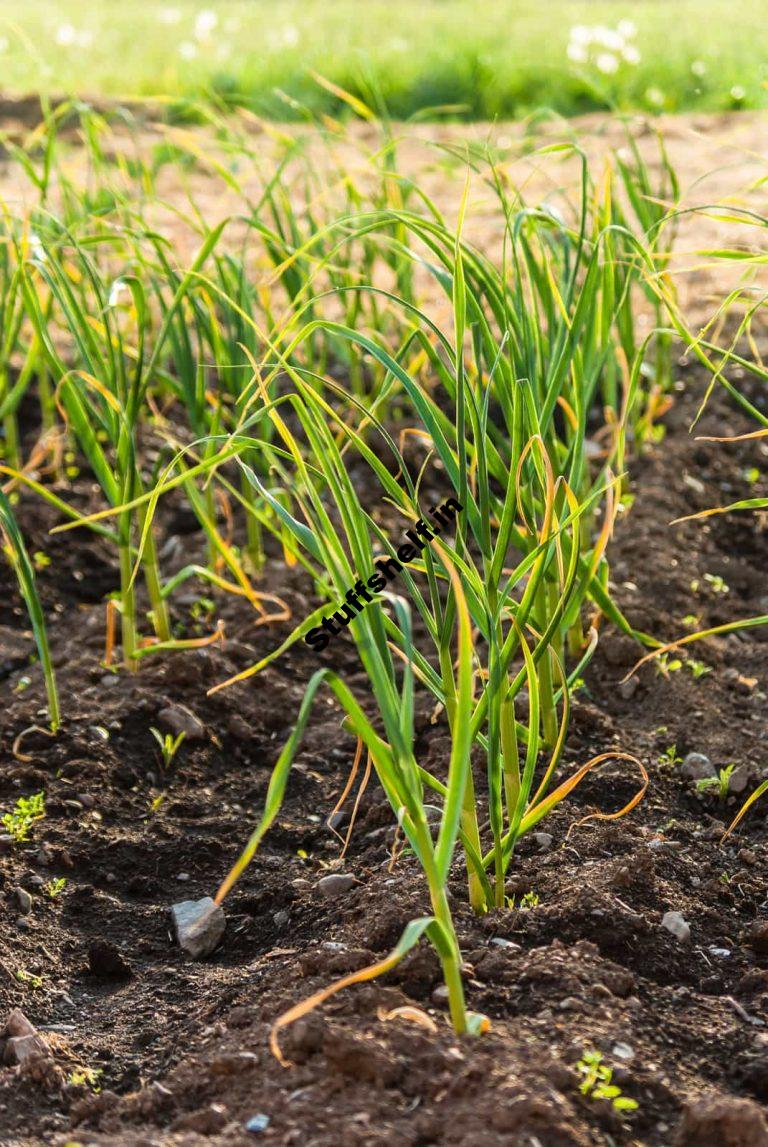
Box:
[171, 897, 225, 959]
[15, 888, 32, 915]
[316, 874, 357, 899]
[661, 910, 690, 942]
[157, 704, 205, 742]
[246, 1114, 270, 1134]
[680, 753, 715, 781]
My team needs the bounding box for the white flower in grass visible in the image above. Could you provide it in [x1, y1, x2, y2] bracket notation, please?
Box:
[0, 36, 8, 53]
[55, 23, 92, 48]
[178, 41, 197, 60]
[108, 279, 130, 308]
[194, 9, 218, 41]
[56, 24, 77, 46]
[568, 22, 638, 71]
[596, 52, 619, 75]
[159, 7, 182, 24]
[597, 28, 625, 51]
[567, 41, 589, 64]
[730, 85, 746, 102]
[691, 60, 706, 77]
[569, 25, 593, 44]
[281, 24, 299, 48]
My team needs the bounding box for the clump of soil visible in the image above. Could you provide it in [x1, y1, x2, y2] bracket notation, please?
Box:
[2, 366, 768, 1146]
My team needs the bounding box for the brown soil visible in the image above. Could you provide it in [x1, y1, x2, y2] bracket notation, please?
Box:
[2, 109, 768, 1147]
[1, 363, 768, 1146]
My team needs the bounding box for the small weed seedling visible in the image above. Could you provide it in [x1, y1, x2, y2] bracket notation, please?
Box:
[45, 878, 67, 899]
[696, 765, 734, 802]
[2, 791, 45, 842]
[659, 744, 682, 768]
[15, 968, 43, 989]
[67, 1066, 102, 1092]
[577, 1049, 638, 1112]
[509, 890, 540, 910]
[150, 727, 186, 770]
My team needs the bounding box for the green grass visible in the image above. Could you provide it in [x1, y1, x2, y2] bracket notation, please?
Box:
[0, 1, 766, 119]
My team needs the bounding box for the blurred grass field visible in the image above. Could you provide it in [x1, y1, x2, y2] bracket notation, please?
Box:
[0, 0, 766, 120]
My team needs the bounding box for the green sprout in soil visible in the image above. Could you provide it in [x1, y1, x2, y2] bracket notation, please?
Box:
[696, 765, 735, 802]
[2, 791, 45, 842]
[150, 728, 186, 770]
[147, 793, 167, 818]
[67, 1067, 102, 1093]
[703, 573, 730, 595]
[577, 1050, 639, 1112]
[15, 968, 43, 989]
[45, 878, 67, 899]
[509, 890, 540, 910]
[659, 744, 683, 768]
[655, 653, 682, 677]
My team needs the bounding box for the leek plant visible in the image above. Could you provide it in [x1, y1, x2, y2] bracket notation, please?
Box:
[205, 171, 649, 1035]
[0, 489, 59, 730]
[18, 219, 225, 666]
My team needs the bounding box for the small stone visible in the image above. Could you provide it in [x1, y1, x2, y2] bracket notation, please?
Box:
[246, 1114, 270, 1134]
[619, 677, 639, 700]
[681, 753, 715, 781]
[176, 873, 191, 882]
[227, 713, 251, 741]
[558, 997, 581, 1011]
[729, 764, 753, 795]
[533, 832, 553, 851]
[88, 941, 133, 981]
[6, 1009, 37, 1039]
[612, 1042, 635, 1061]
[432, 984, 450, 1005]
[171, 897, 225, 959]
[4, 1033, 49, 1066]
[2, 1010, 49, 1066]
[0, 834, 13, 850]
[157, 704, 205, 742]
[490, 938, 522, 951]
[15, 888, 32, 915]
[316, 874, 357, 900]
[661, 911, 691, 942]
[291, 878, 311, 891]
[739, 849, 757, 866]
[273, 910, 289, 928]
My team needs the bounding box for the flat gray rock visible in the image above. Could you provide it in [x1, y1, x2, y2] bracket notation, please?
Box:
[661, 910, 691, 942]
[171, 897, 225, 959]
[317, 873, 356, 900]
